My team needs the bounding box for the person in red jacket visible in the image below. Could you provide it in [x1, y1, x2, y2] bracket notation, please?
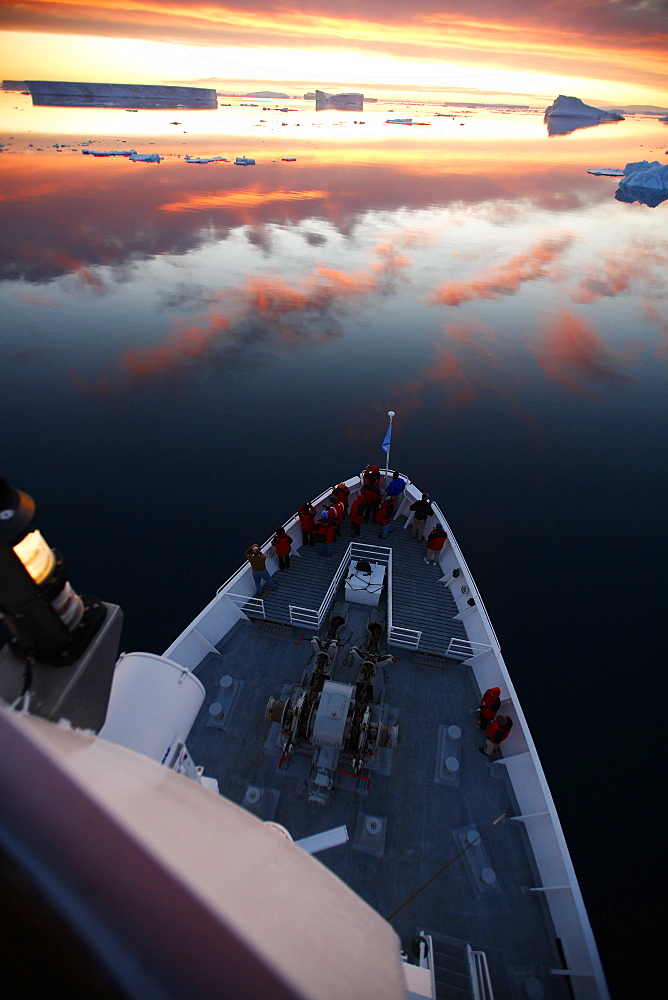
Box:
[477, 687, 501, 731]
[270, 526, 293, 571]
[328, 495, 345, 537]
[424, 524, 448, 564]
[362, 464, 380, 487]
[297, 502, 317, 547]
[348, 493, 364, 536]
[480, 715, 513, 756]
[361, 480, 381, 523]
[314, 514, 337, 557]
[376, 496, 396, 538]
[332, 482, 350, 513]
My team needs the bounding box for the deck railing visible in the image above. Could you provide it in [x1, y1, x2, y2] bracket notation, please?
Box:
[446, 637, 493, 661]
[289, 540, 392, 630]
[468, 945, 494, 1000]
[225, 593, 266, 618]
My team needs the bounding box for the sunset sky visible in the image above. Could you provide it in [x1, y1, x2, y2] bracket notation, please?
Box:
[1, 0, 666, 107]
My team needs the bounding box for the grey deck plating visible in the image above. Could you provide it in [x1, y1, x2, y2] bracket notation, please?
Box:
[187, 525, 570, 1000]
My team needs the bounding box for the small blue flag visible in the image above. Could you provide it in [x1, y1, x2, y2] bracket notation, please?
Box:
[381, 423, 392, 453]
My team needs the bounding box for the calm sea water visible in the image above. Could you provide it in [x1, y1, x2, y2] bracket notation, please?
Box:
[2, 92, 666, 995]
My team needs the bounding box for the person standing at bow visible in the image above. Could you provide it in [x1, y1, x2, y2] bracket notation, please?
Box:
[424, 523, 448, 564]
[348, 493, 364, 536]
[270, 526, 293, 571]
[361, 478, 381, 524]
[332, 482, 350, 515]
[314, 512, 337, 557]
[297, 502, 317, 547]
[328, 494, 345, 537]
[480, 715, 513, 756]
[477, 687, 501, 731]
[376, 495, 396, 538]
[409, 493, 434, 542]
[385, 471, 406, 502]
[245, 544, 278, 596]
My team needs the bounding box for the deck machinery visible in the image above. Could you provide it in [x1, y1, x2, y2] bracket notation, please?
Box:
[265, 611, 399, 805]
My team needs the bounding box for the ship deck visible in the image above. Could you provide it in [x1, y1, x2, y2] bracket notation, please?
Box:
[187, 519, 570, 999]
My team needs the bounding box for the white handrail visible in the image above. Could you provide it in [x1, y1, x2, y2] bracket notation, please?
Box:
[467, 945, 494, 1000]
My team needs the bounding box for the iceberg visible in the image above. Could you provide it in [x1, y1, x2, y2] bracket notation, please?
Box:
[615, 160, 668, 207]
[315, 90, 363, 111]
[82, 149, 137, 157]
[544, 95, 623, 136]
[184, 155, 228, 164]
[129, 152, 161, 163]
[235, 156, 255, 165]
[27, 81, 217, 110]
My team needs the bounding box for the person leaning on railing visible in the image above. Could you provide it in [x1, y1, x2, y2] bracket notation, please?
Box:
[245, 544, 278, 596]
[409, 493, 434, 542]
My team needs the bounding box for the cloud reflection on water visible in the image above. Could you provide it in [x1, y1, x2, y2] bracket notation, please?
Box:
[72, 242, 411, 393]
[1, 120, 664, 414]
[530, 312, 636, 394]
[0, 152, 608, 283]
[428, 235, 573, 306]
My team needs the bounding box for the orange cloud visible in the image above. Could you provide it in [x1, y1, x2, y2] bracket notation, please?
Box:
[159, 188, 327, 213]
[3, 2, 666, 98]
[571, 242, 668, 304]
[428, 235, 573, 307]
[530, 311, 635, 393]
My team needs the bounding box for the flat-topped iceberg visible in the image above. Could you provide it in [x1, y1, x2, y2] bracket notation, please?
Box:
[82, 148, 137, 157]
[545, 95, 623, 136]
[28, 81, 217, 109]
[184, 155, 228, 164]
[315, 90, 363, 111]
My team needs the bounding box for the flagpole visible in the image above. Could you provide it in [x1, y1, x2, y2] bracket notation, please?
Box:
[384, 410, 395, 488]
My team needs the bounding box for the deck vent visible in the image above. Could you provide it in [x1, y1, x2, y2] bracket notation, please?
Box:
[244, 786, 263, 807]
[353, 813, 387, 856]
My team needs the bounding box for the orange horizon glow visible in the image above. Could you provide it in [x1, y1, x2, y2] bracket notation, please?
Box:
[1, 1, 667, 107]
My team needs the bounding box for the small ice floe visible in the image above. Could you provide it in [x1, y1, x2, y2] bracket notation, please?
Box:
[587, 168, 625, 176]
[615, 160, 668, 207]
[129, 152, 161, 163]
[235, 156, 255, 165]
[82, 148, 137, 157]
[385, 118, 413, 124]
[184, 154, 228, 163]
